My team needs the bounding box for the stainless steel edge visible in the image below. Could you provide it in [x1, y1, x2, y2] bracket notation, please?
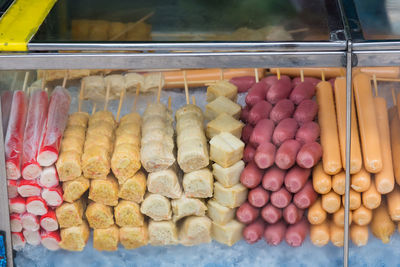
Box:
[353, 50, 400, 66]
[27, 41, 347, 52]
[0, 51, 346, 70]
[352, 41, 400, 51]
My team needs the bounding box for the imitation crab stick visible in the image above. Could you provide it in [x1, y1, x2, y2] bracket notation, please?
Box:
[334, 77, 362, 174]
[371, 201, 395, 244]
[353, 73, 382, 173]
[316, 81, 342, 175]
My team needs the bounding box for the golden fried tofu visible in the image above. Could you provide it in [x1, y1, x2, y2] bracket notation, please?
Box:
[116, 123, 141, 138]
[171, 197, 207, 222]
[179, 216, 212, 246]
[59, 221, 90, 251]
[62, 176, 90, 203]
[114, 200, 144, 227]
[119, 225, 148, 249]
[183, 168, 214, 198]
[140, 193, 171, 221]
[119, 112, 142, 126]
[148, 220, 178, 246]
[114, 133, 141, 147]
[177, 140, 209, 173]
[88, 175, 119, 206]
[82, 146, 111, 179]
[212, 160, 245, 188]
[93, 225, 119, 251]
[111, 144, 141, 184]
[56, 151, 82, 182]
[84, 134, 113, 154]
[85, 202, 114, 229]
[63, 126, 86, 141]
[141, 129, 174, 151]
[56, 199, 84, 228]
[60, 137, 84, 155]
[67, 112, 89, 128]
[89, 110, 115, 127]
[214, 182, 247, 209]
[147, 168, 182, 199]
[118, 171, 147, 203]
[86, 121, 114, 140]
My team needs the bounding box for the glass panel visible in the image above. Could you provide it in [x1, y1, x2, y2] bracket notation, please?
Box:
[32, 0, 334, 43]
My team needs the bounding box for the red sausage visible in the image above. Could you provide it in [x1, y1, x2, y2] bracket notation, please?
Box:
[266, 79, 292, 105]
[249, 119, 274, 147]
[293, 180, 317, 209]
[240, 105, 250, 123]
[248, 101, 273, 126]
[240, 162, 263, 189]
[243, 219, 265, 244]
[292, 77, 321, 87]
[261, 75, 291, 87]
[275, 139, 301, 170]
[285, 217, 309, 247]
[241, 124, 253, 144]
[284, 166, 311, 193]
[293, 99, 318, 125]
[243, 144, 256, 163]
[230, 76, 256, 93]
[295, 121, 320, 144]
[264, 220, 287, 245]
[248, 186, 269, 208]
[270, 187, 292, 208]
[283, 203, 304, 224]
[289, 81, 316, 105]
[254, 142, 276, 169]
[296, 142, 322, 169]
[262, 166, 285, 192]
[261, 204, 282, 224]
[269, 99, 295, 124]
[245, 82, 269, 107]
[236, 202, 260, 224]
[272, 118, 299, 146]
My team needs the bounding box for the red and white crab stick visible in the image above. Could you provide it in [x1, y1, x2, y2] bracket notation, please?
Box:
[37, 87, 71, 167]
[41, 230, 60, 251]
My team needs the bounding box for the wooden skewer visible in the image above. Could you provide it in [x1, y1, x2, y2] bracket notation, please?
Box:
[392, 88, 397, 106]
[277, 69, 281, 80]
[321, 71, 326, 82]
[168, 96, 172, 110]
[192, 95, 196, 105]
[287, 27, 309, 34]
[132, 83, 141, 112]
[109, 11, 154, 41]
[376, 77, 400, 82]
[92, 103, 97, 115]
[10, 72, 18, 91]
[104, 82, 111, 111]
[62, 70, 68, 88]
[220, 69, 224, 81]
[22, 71, 29, 92]
[78, 80, 85, 112]
[41, 71, 47, 90]
[156, 72, 162, 103]
[183, 70, 189, 105]
[116, 89, 125, 121]
[372, 74, 378, 97]
[254, 68, 259, 83]
[300, 69, 304, 82]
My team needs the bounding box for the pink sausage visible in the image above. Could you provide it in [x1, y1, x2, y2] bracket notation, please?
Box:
[245, 82, 269, 107]
[285, 217, 309, 247]
[296, 142, 322, 169]
[270, 187, 292, 208]
[264, 220, 287, 246]
[230, 76, 256, 93]
[248, 186, 269, 208]
[289, 81, 316, 105]
[295, 121, 320, 144]
[249, 119, 274, 147]
[261, 204, 282, 224]
[254, 142, 276, 169]
[240, 162, 263, 189]
[283, 203, 304, 224]
[292, 77, 321, 87]
[266, 79, 292, 105]
[272, 118, 299, 146]
[275, 139, 301, 170]
[243, 145, 256, 163]
[236, 202, 260, 224]
[262, 166, 285, 192]
[284, 166, 311, 193]
[293, 99, 318, 125]
[261, 75, 291, 87]
[240, 105, 250, 123]
[269, 99, 295, 124]
[248, 101, 273, 126]
[243, 219, 265, 244]
[241, 124, 253, 144]
[293, 180, 317, 209]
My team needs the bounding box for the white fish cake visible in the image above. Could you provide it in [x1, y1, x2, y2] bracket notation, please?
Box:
[183, 168, 213, 198]
[205, 96, 241, 121]
[175, 104, 203, 122]
[209, 132, 244, 168]
[214, 182, 247, 209]
[177, 128, 207, 148]
[83, 76, 105, 101]
[207, 199, 236, 225]
[124, 73, 145, 93]
[141, 141, 175, 173]
[104, 74, 125, 96]
[178, 140, 209, 173]
[148, 220, 178, 246]
[179, 216, 212, 246]
[211, 220, 244, 246]
[147, 168, 182, 199]
[141, 129, 174, 151]
[140, 193, 171, 221]
[171, 197, 207, 222]
[212, 160, 245, 188]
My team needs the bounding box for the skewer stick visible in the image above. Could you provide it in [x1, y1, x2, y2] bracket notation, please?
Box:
[116, 89, 125, 121]
[254, 68, 259, 83]
[109, 11, 155, 41]
[10, 72, 18, 91]
[192, 95, 196, 105]
[220, 69, 224, 80]
[392, 88, 397, 106]
[376, 77, 400, 82]
[277, 69, 281, 80]
[132, 83, 141, 112]
[62, 70, 68, 88]
[156, 72, 162, 103]
[91, 103, 97, 115]
[321, 71, 326, 82]
[300, 69, 304, 82]
[22, 71, 29, 92]
[104, 82, 111, 111]
[372, 74, 378, 97]
[168, 96, 172, 110]
[78, 80, 85, 112]
[183, 70, 189, 105]
[41, 71, 47, 90]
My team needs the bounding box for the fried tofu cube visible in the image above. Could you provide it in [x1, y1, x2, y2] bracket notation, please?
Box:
[147, 168, 182, 199]
[210, 132, 244, 168]
[140, 193, 171, 221]
[148, 220, 178, 246]
[119, 225, 148, 249]
[56, 199, 84, 228]
[67, 112, 89, 128]
[171, 197, 207, 222]
[111, 144, 141, 184]
[177, 140, 209, 173]
[206, 81, 238, 102]
[85, 202, 114, 229]
[211, 220, 244, 246]
[183, 168, 213, 198]
[212, 160, 245, 188]
[62, 176, 90, 203]
[207, 199, 236, 225]
[88, 175, 119, 206]
[179, 216, 212, 246]
[82, 146, 111, 179]
[56, 151, 82, 182]
[59, 221, 90, 251]
[93, 225, 119, 251]
[214, 182, 247, 208]
[206, 113, 244, 139]
[118, 171, 147, 203]
[205, 96, 241, 121]
[114, 200, 144, 227]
